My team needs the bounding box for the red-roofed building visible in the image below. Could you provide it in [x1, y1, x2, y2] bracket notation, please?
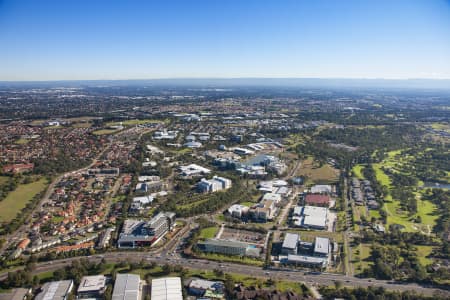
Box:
[2, 163, 34, 174]
[305, 194, 330, 207]
[17, 238, 31, 250]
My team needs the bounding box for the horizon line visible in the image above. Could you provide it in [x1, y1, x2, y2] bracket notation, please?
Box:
[1, 77, 450, 83]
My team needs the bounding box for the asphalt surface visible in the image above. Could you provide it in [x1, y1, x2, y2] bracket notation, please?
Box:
[1, 251, 448, 297]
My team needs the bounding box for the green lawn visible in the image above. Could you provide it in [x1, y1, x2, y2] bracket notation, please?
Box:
[369, 210, 381, 219]
[372, 161, 438, 233]
[0, 176, 9, 185]
[353, 243, 372, 273]
[196, 252, 264, 266]
[296, 157, 339, 184]
[199, 226, 219, 239]
[415, 245, 434, 266]
[372, 164, 392, 187]
[106, 119, 166, 126]
[15, 138, 29, 145]
[0, 178, 48, 222]
[92, 129, 120, 135]
[240, 201, 256, 207]
[352, 165, 365, 179]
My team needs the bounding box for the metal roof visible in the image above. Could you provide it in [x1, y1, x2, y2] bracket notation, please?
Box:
[35, 280, 73, 300]
[314, 237, 330, 255]
[112, 274, 140, 300]
[151, 277, 182, 300]
[282, 233, 299, 250]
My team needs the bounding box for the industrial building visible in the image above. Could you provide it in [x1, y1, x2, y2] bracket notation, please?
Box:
[112, 274, 141, 300]
[313, 237, 330, 257]
[292, 206, 328, 230]
[304, 194, 330, 207]
[151, 277, 182, 300]
[310, 184, 332, 194]
[77, 275, 107, 299]
[279, 234, 330, 269]
[117, 212, 176, 248]
[35, 280, 73, 300]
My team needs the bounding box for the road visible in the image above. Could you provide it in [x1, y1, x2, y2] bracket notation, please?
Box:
[1, 252, 448, 297]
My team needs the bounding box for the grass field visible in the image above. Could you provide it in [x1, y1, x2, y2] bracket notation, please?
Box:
[72, 123, 92, 128]
[415, 245, 434, 266]
[240, 201, 257, 207]
[372, 161, 438, 233]
[106, 119, 166, 127]
[296, 157, 339, 185]
[92, 128, 120, 135]
[0, 178, 48, 222]
[353, 243, 372, 273]
[352, 165, 365, 179]
[196, 252, 264, 266]
[15, 138, 30, 145]
[199, 226, 219, 239]
[0, 176, 9, 185]
[369, 210, 381, 219]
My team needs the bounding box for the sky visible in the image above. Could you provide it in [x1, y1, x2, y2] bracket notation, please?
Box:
[0, 0, 449, 81]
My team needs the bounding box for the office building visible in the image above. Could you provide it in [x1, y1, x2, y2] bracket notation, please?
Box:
[77, 275, 106, 299]
[281, 233, 299, 255]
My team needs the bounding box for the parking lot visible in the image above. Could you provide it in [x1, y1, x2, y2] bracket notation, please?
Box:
[218, 227, 267, 246]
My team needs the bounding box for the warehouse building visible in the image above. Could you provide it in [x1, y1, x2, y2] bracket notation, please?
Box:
[292, 206, 328, 230]
[151, 277, 182, 300]
[35, 280, 73, 300]
[314, 237, 330, 257]
[112, 274, 140, 300]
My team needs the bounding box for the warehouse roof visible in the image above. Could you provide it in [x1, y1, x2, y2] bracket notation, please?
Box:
[282, 233, 299, 250]
[151, 277, 182, 300]
[112, 274, 140, 300]
[35, 280, 73, 300]
[314, 237, 330, 256]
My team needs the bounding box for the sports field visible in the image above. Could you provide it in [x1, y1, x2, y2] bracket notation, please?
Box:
[0, 178, 48, 223]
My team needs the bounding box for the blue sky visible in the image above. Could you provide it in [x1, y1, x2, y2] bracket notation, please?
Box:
[0, 0, 449, 81]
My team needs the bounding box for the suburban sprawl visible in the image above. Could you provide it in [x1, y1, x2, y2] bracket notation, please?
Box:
[0, 82, 449, 299]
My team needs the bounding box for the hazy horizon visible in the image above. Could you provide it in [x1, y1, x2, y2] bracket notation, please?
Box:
[1, 77, 450, 90]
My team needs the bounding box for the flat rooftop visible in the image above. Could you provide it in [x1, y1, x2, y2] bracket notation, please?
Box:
[151, 277, 182, 300]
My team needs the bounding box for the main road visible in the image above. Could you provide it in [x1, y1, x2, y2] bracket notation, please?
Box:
[0, 251, 448, 297]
